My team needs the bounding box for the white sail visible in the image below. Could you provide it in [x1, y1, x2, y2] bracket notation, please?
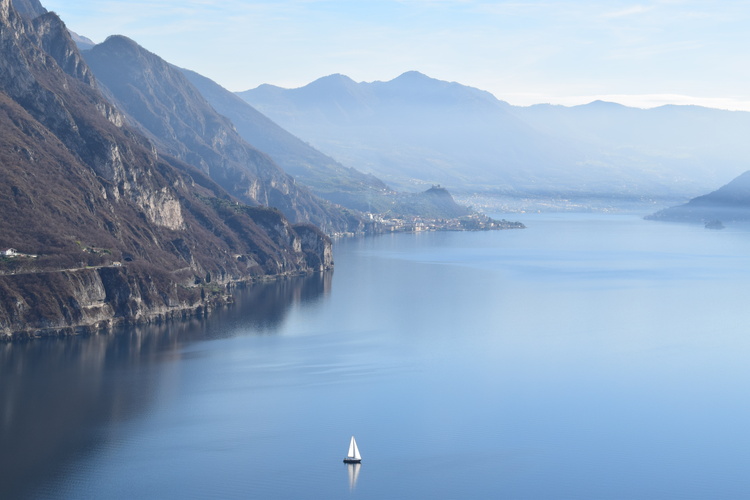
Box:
[349, 436, 361, 460]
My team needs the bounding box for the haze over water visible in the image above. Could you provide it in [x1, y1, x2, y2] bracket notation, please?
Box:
[4, 213, 750, 499]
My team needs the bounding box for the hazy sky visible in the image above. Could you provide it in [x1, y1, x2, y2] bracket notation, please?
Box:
[42, 0, 750, 110]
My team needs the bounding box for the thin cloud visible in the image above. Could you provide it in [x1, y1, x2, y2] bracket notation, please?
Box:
[601, 4, 656, 19]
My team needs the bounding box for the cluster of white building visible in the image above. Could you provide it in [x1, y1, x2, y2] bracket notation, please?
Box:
[1, 248, 37, 258]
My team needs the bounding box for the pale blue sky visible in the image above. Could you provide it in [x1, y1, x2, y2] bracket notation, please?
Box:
[42, 0, 750, 110]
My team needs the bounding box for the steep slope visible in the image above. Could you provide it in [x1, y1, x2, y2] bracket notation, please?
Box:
[0, 0, 332, 338]
[8, 0, 44, 18]
[646, 171, 750, 223]
[83, 35, 363, 235]
[180, 68, 395, 212]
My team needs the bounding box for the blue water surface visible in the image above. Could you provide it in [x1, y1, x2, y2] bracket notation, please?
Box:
[4, 213, 750, 499]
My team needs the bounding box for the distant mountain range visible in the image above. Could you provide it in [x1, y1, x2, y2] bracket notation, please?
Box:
[239, 72, 750, 204]
[179, 68, 485, 219]
[81, 35, 474, 222]
[179, 68, 394, 213]
[82, 35, 363, 236]
[240, 72, 576, 195]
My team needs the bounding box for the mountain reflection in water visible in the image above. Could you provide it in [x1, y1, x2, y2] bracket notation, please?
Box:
[0, 272, 331, 500]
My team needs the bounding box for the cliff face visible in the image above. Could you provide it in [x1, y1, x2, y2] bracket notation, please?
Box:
[180, 68, 396, 213]
[0, 0, 332, 339]
[6, 0, 44, 19]
[83, 35, 364, 236]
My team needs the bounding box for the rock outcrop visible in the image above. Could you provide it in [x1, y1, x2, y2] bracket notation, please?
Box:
[83, 35, 364, 236]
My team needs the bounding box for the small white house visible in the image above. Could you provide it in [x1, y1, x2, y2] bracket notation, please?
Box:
[2, 248, 18, 257]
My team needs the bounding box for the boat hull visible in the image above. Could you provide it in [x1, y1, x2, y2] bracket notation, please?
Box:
[343, 458, 362, 464]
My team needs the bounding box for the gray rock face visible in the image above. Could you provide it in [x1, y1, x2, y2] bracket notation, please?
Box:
[181, 68, 394, 212]
[0, 1, 332, 339]
[83, 35, 363, 236]
[8, 0, 45, 19]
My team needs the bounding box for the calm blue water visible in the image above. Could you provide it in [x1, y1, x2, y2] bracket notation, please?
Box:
[4, 213, 750, 499]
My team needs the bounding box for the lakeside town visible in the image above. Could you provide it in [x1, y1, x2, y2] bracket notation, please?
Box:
[363, 212, 525, 234]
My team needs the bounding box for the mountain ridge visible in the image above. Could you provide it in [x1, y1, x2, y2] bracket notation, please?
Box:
[83, 34, 363, 236]
[179, 66, 397, 213]
[646, 170, 750, 223]
[239, 72, 750, 205]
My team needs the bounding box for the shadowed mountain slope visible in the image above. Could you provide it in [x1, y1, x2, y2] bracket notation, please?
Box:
[184, 69, 488, 220]
[0, 0, 332, 338]
[8, 0, 45, 18]
[83, 35, 363, 235]
[180, 68, 395, 213]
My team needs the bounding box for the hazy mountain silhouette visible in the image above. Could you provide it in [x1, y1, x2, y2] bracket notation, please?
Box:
[647, 170, 750, 223]
[516, 101, 750, 196]
[83, 35, 363, 235]
[240, 72, 750, 203]
[240, 71, 583, 195]
[180, 68, 396, 213]
[69, 30, 95, 50]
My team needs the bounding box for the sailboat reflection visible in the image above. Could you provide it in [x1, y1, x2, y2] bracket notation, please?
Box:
[347, 462, 361, 491]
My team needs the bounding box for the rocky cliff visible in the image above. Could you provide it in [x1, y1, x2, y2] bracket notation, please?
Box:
[82, 35, 364, 236]
[180, 67, 397, 213]
[0, 0, 332, 339]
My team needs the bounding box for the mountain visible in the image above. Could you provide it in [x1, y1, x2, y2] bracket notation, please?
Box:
[69, 30, 94, 50]
[0, 0, 332, 338]
[646, 170, 750, 223]
[515, 101, 750, 196]
[7, 0, 45, 18]
[179, 68, 396, 213]
[240, 71, 581, 195]
[387, 185, 471, 219]
[239, 72, 750, 204]
[82, 35, 362, 236]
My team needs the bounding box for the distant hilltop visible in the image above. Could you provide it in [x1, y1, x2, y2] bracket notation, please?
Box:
[647, 170, 750, 224]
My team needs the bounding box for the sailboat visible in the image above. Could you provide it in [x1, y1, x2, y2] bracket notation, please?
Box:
[343, 436, 362, 463]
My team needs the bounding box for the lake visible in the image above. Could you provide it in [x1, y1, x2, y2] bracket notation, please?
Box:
[4, 213, 750, 499]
